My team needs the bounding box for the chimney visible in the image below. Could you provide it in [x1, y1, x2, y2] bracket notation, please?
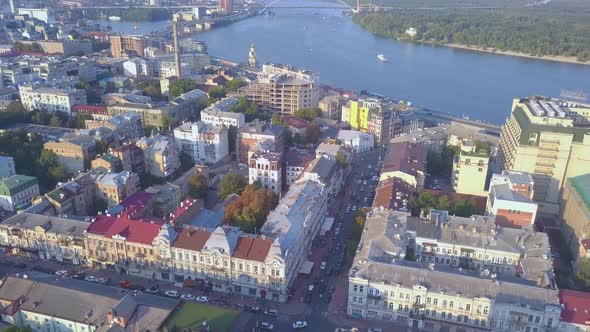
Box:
[173, 23, 182, 80]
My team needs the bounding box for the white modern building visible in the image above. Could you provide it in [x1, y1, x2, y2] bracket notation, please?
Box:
[0, 156, 16, 179]
[201, 97, 245, 128]
[337, 130, 374, 153]
[173, 121, 229, 165]
[19, 84, 86, 114]
[487, 170, 538, 228]
[248, 151, 282, 193]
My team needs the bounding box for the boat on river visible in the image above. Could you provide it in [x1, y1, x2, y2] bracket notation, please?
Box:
[377, 53, 388, 62]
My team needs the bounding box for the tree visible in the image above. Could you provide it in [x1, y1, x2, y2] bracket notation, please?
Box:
[577, 257, 590, 285]
[208, 86, 227, 100]
[271, 113, 287, 126]
[169, 79, 197, 98]
[304, 123, 321, 145]
[69, 113, 91, 129]
[96, 139, 111, 155]
[179, 152, 194, 173]
[5, 101, 25, 113]
[50, 114, 63, 127]
[95, 197, 108, 214]
[218, 173, 247, 199]
[436, 195, 451, 211]
[188, 173, 209, 199]
[336, 151, 348, 167]
[230, 98, 265, 122]
[225, 79, 246, 92]
[227, 126, 237, 154]
[294, 107, 321, 120]
[451, 198, 478, 217]
[1, 326, 33, 332]
[223, 185, 278, 233]
[411, 191, 438, 216]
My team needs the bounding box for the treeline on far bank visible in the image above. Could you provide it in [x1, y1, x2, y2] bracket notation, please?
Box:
[352, 8, 590, 62]
[79, 7, 170, 21]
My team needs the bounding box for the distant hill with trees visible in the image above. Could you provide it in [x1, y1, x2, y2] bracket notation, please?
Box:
[353, 5, 590, 62]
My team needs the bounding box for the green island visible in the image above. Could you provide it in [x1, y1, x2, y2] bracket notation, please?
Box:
[352, 2, 590, 63]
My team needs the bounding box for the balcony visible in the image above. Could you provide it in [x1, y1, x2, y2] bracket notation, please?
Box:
[367, 293, 382, 300]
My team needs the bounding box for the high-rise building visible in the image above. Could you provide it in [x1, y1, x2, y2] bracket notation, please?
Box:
[497, 96, 590, 213]
[452, 139, 489, 197]
[219, 0, 233, 12]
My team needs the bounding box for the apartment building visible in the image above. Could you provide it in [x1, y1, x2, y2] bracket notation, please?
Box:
[238, 72, 319, 115]
[319, 94, 343, 120]
[44, 135, 96, 172]
[85, 112, 143, 143]
[107, 102, 186, 131]
[248, 151, 282, 193]
[136, 135, 180, 178]
[337, 130, 374, 153]
[316, 143, 352, 163]
[0, 212, 89, 264]
[260, 179, 330, 300]
[157, 53, 211, 78]
[91, 154, 122, 172]
[452, 140, 489, 197]
[110, 35, 166, 58]
[44, 176, 96, 216]
[284, 149, 315, 188]
[261, 63, 320, 84]
[497, 96, 590, 213]
[487, 170, 538, 228]
[380, 142, 427, 192]
[347, 209, 561, 332]
[412, 212, 553, 285]
[94, 171, 140, 207]
[560, 173, 590, 265]
[341, 97, 402, 143]
[19, 85, 86, 114]
[173, 121, 229, 165]
[0, 175, 40, 211]
[237, 120, 284, 163]
[110, 143, 145, 174]
[201, 97, 245, 128]
[0, 273, 179, 332]
[0, 156, 15, 178]
[300, 154, 344, 199]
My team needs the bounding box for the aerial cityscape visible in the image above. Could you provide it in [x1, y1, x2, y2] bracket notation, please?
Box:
[0, 0, 589, 331]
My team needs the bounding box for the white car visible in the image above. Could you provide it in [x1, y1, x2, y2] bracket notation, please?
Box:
[84, 275, 96, 282]
[96, 277, 108, 284]
[320, 261, 327, 270]
[180, 294, 195, 301]
[264, 309, 279, 316]
[196, 296, 209, 302]
[258, 321, 274, 330]
[368, 329, 383, 332]
[293, 320, 307, 329]
[292, 321, 308, 329]
[164, 290, 179, 298]
[55, 270, 68, 277]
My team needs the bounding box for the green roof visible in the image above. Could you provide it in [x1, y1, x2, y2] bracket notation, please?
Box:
[0, 175, 38, 196]
[513, 107, 590, 146]
[569, 174, 590, 212]
[100, 154, 120, 164]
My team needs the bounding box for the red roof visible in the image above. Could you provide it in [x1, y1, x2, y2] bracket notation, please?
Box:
[373, 177, 413, 211]
[119, 191, 155, 211]
[87, 214, 164, 245]
[383, 142, 427, 177]
[172, 228, 211, 251]
[282, 115, 310, 129]
[170, 199, 200, 224]
[560, 289, 590, 326]
[232, 237, 272, 262]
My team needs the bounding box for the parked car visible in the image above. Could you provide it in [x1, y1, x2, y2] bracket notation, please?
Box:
[196, 296, 209, 302]
[248, 305, 260, 312]
[164, 290, 179, 298]
[84, 275, 96, 282]
[264, 309, 279, 316]
[320, 261, 327, 270]
[146, 285, 159, 294]
[72, 272, 85, 280]
[368, 329, 383, 332]
[258, 321, 274, 330]
[96, 277, 108, 284]
[293, 321, 308, 329]
[55, 270, 68, 277]
[181, 294, 195, 301]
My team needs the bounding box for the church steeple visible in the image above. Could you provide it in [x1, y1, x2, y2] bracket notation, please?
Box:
[248, 42, 257, 68]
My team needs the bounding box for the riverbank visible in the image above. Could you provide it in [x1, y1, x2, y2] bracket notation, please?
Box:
[445, 43, 590, 66]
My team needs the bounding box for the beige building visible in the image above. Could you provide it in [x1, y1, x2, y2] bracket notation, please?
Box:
[560, 174, 590, 267]
[44, 175, 96, 216]
[94, 171, 140, 207]
[110, 143, 145, 174]
[43, 135, 96, 172]
[347, 209, 561, 332]
[0, 212, 89, 264]
[136, 135, 180, 178]
[91, 153, 122, 172]
[497, 96, 590, 213]
[452, 140, 489, 197]
[238, 72, 319, 115]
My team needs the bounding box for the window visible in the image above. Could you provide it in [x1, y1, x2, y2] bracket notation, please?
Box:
[434, 299, 438, 306]
[448, 313, 452, 320]
[443, 300, 447, 307]
[449, 301, 454, 308]
[465, 304, 470, 311]
[427, 297, 431, 304]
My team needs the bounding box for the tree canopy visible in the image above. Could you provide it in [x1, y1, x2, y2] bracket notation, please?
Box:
[218, 173, 247, 199]
[188, 173, 209, 199]
[353, 7, 590, 62]
[169, 79, 197, 98]
[411, 192, 480, 217]
[294, 107, 321, 120]
[225, 79, 246, 92]
[229, 98, 266, 122]
[223, 185, 278, 233]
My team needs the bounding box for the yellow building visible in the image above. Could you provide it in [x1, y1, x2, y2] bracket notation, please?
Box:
[497, 96, 590, 213]
[452, 140, 489, 197]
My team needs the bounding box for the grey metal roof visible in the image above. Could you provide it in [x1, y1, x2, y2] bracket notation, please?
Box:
[0, 212, 90, 237]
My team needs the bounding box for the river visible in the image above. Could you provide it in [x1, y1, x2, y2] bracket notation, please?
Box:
[100, 0, 590, 124]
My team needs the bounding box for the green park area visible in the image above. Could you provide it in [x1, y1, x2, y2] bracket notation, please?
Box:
[165, 302, 239, 332]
